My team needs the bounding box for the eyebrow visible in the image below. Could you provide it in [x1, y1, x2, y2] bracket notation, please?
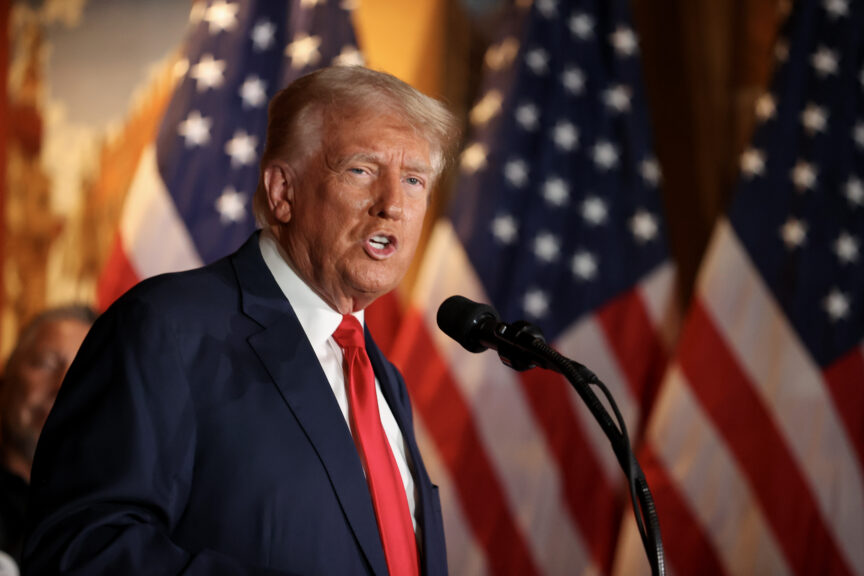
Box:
[339, 152, 433, 175]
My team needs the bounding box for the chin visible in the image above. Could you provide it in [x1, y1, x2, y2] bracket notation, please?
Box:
[349, 268, 403, 297]
[358, 283, 396, 300]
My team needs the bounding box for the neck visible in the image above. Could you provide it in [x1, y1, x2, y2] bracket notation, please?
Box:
[267, 226, 374, 314]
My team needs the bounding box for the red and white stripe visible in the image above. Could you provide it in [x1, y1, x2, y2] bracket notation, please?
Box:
[392, 220, 675, 575]
[614, 220, 864, 576]
[98, 144, 201, 308]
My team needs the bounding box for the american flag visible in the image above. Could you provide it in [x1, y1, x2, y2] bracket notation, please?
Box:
[390, 1, 676, 573]
[97, 0, 362, 307]
[613, 0, 864, 574]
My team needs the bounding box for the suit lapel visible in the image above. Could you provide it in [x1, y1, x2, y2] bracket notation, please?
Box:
[366, 333, 445, 575]
[231, 235, 389, 576]
[365, 333, 413, 449]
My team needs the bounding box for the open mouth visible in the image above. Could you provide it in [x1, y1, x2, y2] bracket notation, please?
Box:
[365, 234, 398, 258]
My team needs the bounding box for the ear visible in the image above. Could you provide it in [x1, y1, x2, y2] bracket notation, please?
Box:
[264, 162, 295, 224]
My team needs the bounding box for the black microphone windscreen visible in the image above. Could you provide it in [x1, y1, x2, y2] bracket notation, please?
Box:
[436, 295, 500, 353]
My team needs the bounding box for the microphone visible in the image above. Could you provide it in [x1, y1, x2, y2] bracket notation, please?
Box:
[436, 295, 550, 371]
[437, 296, 661, 573]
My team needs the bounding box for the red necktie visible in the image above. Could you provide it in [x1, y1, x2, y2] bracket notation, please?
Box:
[333, 315, 419, 576]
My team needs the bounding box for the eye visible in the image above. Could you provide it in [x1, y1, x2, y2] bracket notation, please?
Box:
[405, 176, 424, 187]
[348, 167, 367, 175]
[28, 353, 64, 373]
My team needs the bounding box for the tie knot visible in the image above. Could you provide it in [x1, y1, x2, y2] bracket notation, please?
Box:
[333, 314, 365, 349]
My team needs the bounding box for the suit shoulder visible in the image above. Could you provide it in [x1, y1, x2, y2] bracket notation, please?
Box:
[109, 257, 237, 321]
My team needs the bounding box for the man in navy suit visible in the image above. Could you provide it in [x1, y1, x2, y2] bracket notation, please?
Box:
[23, 66, 459, 575]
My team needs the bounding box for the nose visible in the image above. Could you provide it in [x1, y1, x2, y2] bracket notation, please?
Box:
[371, 172, 404, 220]
[44, 366, 67, 403]
[44, 357, 75, 400]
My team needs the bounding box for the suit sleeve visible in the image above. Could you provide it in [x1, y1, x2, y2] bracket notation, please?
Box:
[23, 296, 295, 576]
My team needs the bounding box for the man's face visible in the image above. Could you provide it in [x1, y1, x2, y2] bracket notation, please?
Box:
[0, 319, 89, 465]
[275, 109, 434, 312]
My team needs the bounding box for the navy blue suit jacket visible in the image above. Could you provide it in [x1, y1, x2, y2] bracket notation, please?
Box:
[24, 233, 447, 575]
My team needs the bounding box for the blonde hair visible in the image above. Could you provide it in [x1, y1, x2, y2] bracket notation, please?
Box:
[253, 66, 460, 226]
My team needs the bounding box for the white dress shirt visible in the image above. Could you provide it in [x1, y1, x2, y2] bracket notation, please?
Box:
[259, 231, 417, 531]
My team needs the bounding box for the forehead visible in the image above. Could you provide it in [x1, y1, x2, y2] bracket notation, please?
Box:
[320, 108, 433, 165]
[3, 319, 89, 384]
[19, 319, 89, 353]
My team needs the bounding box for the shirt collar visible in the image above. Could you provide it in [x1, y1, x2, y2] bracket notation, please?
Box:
[259, 229, 364, 348]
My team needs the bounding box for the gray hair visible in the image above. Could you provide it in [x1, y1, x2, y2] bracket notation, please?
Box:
[4, 305, 98, 372]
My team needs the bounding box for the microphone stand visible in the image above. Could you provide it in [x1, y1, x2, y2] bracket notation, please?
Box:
[499, 326, 666, 576]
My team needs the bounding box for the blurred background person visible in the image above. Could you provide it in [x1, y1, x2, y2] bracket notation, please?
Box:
[0, 305, 97, 565]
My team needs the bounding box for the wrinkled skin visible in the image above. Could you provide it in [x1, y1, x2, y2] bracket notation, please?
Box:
[265, 109, 434, 313]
